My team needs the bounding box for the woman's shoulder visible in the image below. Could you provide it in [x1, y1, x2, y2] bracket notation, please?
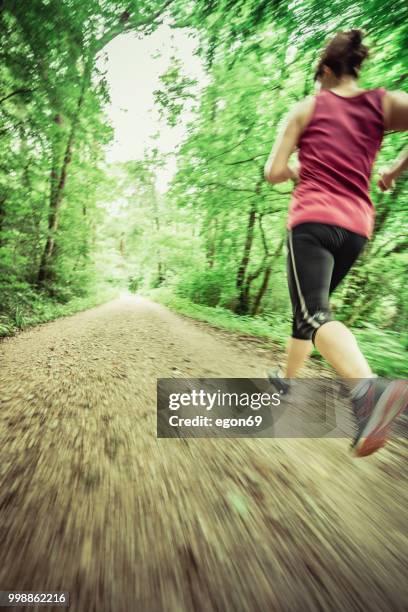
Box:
[293, 95, 316, 112]
[290, 96, 317, 129]
[382, 89, 408, 131]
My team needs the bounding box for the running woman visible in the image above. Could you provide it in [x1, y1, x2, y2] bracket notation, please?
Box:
[264, 29, 408, 457]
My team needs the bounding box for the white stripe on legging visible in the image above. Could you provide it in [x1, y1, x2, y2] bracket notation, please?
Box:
[288, 230, 320, 331]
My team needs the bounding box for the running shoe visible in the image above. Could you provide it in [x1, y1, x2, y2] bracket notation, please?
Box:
[351, 379, 408, 458]
[267, 367, 292, 395]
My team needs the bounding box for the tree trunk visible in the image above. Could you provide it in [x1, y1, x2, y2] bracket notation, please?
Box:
[250, 236, 284, 316]
[119, 234, 125, 256]
[233, 33, 290, 315]
[341, 183, 403, 322]
[251, 263, 272, 316]
[152, 190, 164, 285]
[235, 201, 257, 314]
[37, 58, 92, 284]
[205, 217, 217, 268]
[0, 196, 6, 247]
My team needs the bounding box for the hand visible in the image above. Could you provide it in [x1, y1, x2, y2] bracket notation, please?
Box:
[377, 169, 396, 192]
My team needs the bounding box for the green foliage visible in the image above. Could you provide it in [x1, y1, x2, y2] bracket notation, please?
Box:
[354, 328, 408, 377]
[0, 279, 118, 336]
[0, 0, 182, 329]
[153, 57, 198, 127]
[0, 0, 406, 379]
[175, 268, 225, 306]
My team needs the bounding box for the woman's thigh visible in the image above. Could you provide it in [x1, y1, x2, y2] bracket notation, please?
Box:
[329, 232, 367, 294]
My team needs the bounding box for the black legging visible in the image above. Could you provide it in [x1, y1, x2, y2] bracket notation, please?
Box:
[287, 223, 367, 342]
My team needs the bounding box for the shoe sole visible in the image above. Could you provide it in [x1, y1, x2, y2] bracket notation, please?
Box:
[353, 380, 408, 458]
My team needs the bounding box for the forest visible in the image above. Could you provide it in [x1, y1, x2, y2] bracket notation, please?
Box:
[0, 0, 407, 376]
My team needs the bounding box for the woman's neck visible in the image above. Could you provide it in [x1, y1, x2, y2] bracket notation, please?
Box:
[322, 76, 363, 95]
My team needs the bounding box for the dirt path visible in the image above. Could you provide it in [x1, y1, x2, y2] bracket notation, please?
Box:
[0, 296, 407, 612]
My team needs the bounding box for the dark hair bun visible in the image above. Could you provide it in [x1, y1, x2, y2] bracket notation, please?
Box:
[348, 29, 364, 49]
[314, 28, 369, 80]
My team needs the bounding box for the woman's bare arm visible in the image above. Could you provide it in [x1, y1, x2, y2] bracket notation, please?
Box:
[378, 91, 408, 190]
[378, 148, 408, 191]
[264, 98, 314, 184]
[383, 90, 408, 132]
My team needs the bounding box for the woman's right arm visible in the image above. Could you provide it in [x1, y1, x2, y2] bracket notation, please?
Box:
[383, 90, 408, 132]
[378, 91, 408, 191]
[378, 148, 408, 191]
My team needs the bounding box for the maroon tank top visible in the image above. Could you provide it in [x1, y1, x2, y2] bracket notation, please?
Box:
[288, 88, 386, 238]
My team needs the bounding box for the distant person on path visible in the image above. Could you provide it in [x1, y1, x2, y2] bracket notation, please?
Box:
[264, 29, 408, 457]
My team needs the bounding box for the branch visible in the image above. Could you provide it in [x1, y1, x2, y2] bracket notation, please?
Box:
[169, 6, 200, 29]
[225, 153, 267, 166]
[258, 214, 269, 256]
[205, 128, 257, 165]
[0, 120, 25, 136]
[246, 260, 267, 284]
[198, 181, 258, 194]
[216, 194, 261, 207]
[374, 238, 408, 258]
[394, 73, 407, 87]
[205, 133, 277, 165]
[94, 0, 175, 53]
[0, 88, 34, 105]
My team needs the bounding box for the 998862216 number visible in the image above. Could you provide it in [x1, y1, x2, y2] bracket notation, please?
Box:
[0, 592, 69, 607]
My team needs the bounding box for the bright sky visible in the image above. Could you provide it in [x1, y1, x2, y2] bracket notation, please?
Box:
[100, 24, 206, 192]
